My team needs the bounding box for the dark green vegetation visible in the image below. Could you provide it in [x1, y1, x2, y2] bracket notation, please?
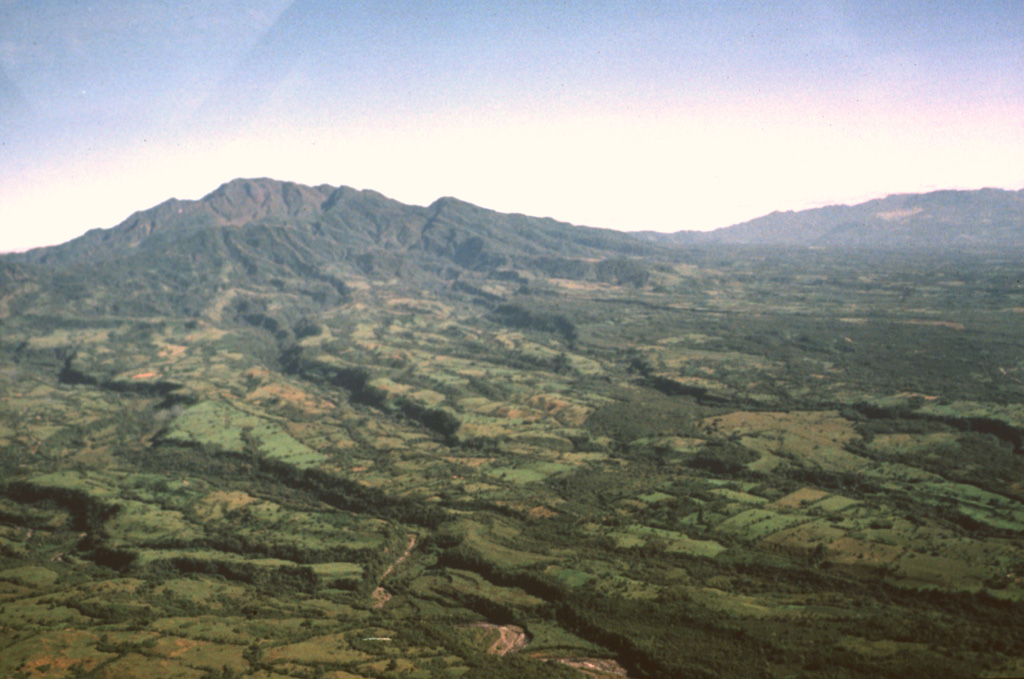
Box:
[2, 178, 1024, 679]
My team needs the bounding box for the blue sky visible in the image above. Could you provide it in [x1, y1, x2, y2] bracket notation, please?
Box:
[2, 1, 1022, 251]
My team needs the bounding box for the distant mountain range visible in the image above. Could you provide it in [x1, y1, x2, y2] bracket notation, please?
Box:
[4, 178, 1020, 320]
[12, 180, 1024, 266]
[686, 187, 1024, 249]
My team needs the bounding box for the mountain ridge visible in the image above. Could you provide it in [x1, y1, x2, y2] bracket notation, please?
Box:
[691, 186, 1024, 249]
[4, 178, 666, 320]
[9, 180, 1024, 269]
[16, 177, 657, 268]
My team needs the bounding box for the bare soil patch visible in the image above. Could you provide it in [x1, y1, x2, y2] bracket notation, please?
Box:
[555, 656, 633, 677]
[463, 623, 531, 655]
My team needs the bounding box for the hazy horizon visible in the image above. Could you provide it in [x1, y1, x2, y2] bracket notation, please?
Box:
[2, 1, 1022, 252]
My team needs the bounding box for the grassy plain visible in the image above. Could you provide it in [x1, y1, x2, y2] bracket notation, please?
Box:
[2, 243, 1024, 678]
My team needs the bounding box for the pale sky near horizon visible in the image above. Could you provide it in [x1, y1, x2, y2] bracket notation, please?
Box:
[1, 1, 1022, 252]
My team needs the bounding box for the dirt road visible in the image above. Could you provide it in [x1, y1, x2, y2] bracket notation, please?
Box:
[372, 533, 416, 609]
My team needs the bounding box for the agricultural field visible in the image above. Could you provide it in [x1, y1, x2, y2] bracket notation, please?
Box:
[2, 188, 1024, 678]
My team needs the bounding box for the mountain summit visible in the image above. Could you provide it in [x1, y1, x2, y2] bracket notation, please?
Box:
[7, 178, 660, 319]
[21, 178, 652, 268]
